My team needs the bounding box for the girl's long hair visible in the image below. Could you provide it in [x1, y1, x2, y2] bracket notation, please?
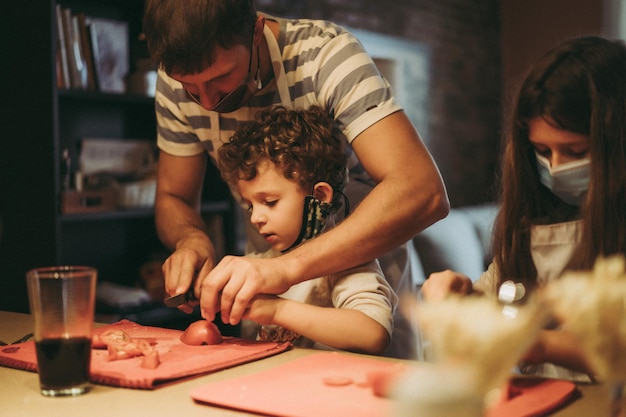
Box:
[492, 36, 626, 291]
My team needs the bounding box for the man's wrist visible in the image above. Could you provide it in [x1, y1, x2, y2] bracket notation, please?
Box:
[175, 230, 211, 250]
[278, 252, 309, 286]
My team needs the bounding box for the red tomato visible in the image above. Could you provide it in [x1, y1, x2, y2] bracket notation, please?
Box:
[180, 320, 223, 345]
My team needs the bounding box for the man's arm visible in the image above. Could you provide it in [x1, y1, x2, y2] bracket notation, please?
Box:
[202, 110, 449, 323]
[155, 151, 217, 308]
[290, 110, 449, 277]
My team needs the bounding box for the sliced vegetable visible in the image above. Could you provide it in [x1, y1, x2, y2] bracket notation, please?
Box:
[92, 329, 131, 349]
[180, 320, 223, 346]
[141, 350, 160, 369]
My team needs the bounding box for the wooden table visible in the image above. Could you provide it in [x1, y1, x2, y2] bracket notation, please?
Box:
[0, 311, 621, 416]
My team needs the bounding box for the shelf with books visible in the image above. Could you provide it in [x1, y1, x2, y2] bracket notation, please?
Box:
[0, 0, 237, 315]
[54, 0, 149, 95]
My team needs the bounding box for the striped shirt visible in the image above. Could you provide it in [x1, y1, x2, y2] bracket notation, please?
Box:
[154, 14, 403, 180]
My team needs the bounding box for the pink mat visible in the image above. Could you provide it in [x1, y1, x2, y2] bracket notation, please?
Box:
[191, 351, 407, 417]
[0, 320, 291, 389]
[487, 376, 577, 417]
[191, 351, 578, 417]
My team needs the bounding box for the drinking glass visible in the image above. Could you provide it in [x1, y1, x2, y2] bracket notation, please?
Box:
[26, 266, 97, 397]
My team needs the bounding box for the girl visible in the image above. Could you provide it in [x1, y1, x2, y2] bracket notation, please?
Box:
[422, 36, 626, 380]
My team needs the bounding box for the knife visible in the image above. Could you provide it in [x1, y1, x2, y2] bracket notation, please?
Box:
[164, 289, 197, 308]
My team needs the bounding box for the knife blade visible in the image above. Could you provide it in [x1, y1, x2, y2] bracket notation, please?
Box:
[164, 289, 197, 308]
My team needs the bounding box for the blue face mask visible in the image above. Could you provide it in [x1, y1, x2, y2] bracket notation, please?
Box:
[535, 153, 590, 206]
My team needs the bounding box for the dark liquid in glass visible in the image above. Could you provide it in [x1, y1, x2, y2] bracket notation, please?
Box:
[35, 337, 91, 393]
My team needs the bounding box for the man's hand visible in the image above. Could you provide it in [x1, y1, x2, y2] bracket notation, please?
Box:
[162, 245, 214, 314]
[421, 270, 473, 302]
[199, 255, 291, 324]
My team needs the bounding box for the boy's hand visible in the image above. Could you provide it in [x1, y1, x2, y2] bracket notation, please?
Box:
[242, 294, 282, 325]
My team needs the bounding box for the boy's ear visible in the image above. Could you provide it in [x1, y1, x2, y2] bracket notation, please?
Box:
[313, 182, 333, 203]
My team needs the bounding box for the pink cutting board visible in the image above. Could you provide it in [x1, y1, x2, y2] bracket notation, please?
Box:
[191, 351, 409, 417]
[0, 320, 291, 389]
[191, 351, 579, 417]
[486, 377, 577, 417]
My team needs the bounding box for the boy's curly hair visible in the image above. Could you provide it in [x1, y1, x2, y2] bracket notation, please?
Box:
[218, 105, 348, 211]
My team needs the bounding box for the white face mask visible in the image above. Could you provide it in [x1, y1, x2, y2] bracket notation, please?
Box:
[535, 153, 590, 206]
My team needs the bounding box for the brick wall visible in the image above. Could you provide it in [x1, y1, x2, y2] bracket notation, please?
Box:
[257, 0, 502, 207]
[501, 0, 603, 106]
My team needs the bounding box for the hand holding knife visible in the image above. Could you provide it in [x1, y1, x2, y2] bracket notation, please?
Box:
[164, 288, 197, 308]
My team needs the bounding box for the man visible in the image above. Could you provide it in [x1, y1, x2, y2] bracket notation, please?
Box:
[143, 0, 449, 358]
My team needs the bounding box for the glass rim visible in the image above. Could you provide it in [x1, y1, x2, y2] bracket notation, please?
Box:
[26, 266, 97, 279]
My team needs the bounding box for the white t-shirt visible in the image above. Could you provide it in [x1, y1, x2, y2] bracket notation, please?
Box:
[246, 248, 397, 352]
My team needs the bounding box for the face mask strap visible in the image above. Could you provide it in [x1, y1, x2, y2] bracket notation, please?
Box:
[254, 45, 262, 90]
[335, 189, 350, 218]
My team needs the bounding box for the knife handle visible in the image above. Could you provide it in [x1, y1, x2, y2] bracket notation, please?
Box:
[184, 288, 197, 302]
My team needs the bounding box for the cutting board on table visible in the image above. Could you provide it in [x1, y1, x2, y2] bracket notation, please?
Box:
[486, 376, 578, 417]
[191, 351, 408, 417]
[0, 320, 291, 389]
[191, 351, 579, 417]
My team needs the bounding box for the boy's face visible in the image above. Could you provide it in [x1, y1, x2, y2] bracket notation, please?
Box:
[237, 161, 307, 251]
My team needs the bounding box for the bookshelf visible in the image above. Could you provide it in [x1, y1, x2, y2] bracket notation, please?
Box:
[0, 0, 237, 325]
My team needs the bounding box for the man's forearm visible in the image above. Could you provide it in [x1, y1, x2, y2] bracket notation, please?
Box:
[281, 174, 449, 285]
[277, 110, 450, 286]
[155, 193, 210, 251]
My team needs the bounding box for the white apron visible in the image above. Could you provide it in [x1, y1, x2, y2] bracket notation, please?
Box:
[525, 220, 591, 382]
